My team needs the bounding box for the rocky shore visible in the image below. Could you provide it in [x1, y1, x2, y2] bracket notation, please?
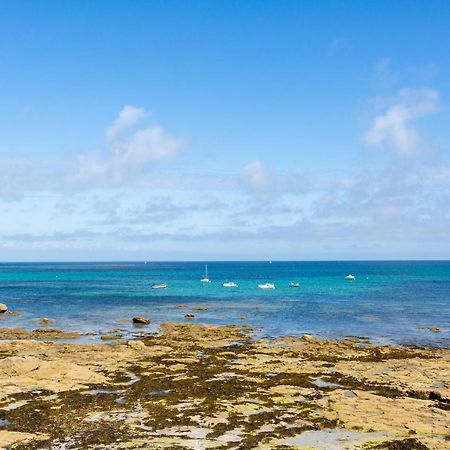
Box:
[0, 322, 448, 449]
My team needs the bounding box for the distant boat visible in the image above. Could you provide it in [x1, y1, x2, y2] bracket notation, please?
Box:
[258, 283, 275, 290]
[200, 264, 211, 283]
[151, 283, 167, 289]
[345, 274, 356, 281]
[289, 282, 300, 287]
[223, 282, 238, 288]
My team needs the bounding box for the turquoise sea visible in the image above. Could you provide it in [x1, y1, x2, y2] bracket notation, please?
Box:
[0, 261, 449, 347]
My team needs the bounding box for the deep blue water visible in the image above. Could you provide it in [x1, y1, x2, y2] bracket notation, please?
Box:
[0, 261, 449, 347]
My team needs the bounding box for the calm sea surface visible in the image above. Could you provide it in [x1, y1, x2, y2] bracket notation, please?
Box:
[0, 261, 449, 347]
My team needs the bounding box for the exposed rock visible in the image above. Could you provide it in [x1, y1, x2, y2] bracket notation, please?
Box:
[0, 327, 80, 339]
[0, 303, 7, 314]
[40, 317, 54, 325]
[100, 334, 122, 341]
[127, 340, 146, 350]
[177, 304, 208, 311]
[301, 333, 319, 343]
[0, 356, 41, 376]
[429, 327, 441, 333]
[0, 431, 49, 449]
[184, 313, 195, 319]
[0, 310, 21, 317]
[132, 316, 150, 325]
[0, 322, 448, 450]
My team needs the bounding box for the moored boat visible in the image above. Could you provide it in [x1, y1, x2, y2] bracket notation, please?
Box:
[222, 282, 238, 288]
[258, 283, 275, 290]
[200, 264, 211, 283]
[151, 283, 167, 289]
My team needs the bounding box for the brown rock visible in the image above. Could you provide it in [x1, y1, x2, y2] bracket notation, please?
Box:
[0, 303, 8, 314]
[0, 356, 41, 376]
[127, 340, 146, 350]
[0, 327, 80, 339]
[100, 334, 122, 341]
[132, 316, 150, 325]
[40, 317, 54, 325]
[301, 333, 319, 343]
[429, 327, 441, 333]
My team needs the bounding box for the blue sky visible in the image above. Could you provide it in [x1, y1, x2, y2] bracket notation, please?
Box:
[1, 0, 450, 260]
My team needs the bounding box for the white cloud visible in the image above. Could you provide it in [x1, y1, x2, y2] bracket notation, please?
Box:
[241, 160, 269, 191]
[365, 88, 439, 156]
[70, 105, 185, 185]
[105, 105, 146, 141]
[76, 125, 183, 184]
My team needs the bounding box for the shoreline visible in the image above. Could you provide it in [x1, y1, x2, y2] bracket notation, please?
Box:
[0, 322, 448, 449]
[1, 305, 448, 350]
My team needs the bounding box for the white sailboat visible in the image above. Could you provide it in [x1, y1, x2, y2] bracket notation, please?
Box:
[200, 264, 211, 283]
[345, 274, 355, 281]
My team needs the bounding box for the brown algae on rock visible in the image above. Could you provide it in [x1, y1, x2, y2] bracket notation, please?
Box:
[0, 323, 447, 449]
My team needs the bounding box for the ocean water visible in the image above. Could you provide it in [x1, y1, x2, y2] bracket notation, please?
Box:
[0, 261, 449, 347]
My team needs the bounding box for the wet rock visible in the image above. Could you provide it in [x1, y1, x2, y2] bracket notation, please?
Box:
[184, 314, 195, 319]
[0, 304, 7, 314]
[40, 317, 54, 325]
[32, 328, 80, 339]
[370, 438, 429, 449]
[429, 327, 441, 333]
[100, 334, 122, 341]
[344, 390, 358, 398]
[428, 391, 449, 403]
[0, 327, 80, 339]
[301, 333, 319, 343]
[0, 310, 21, 317]
[132, 316, 150, 325]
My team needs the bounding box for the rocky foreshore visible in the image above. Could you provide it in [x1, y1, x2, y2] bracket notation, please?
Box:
[0, 322, 448, 449]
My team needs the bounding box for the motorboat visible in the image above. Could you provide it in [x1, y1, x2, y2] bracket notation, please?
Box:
[345, 274, 356, 281]
[151, 283, 167, 289]
[200, 264, 211, 283]
[289, 282, 300, 287]
[258, 283, 275, 290]
[222, 282, 238, 288]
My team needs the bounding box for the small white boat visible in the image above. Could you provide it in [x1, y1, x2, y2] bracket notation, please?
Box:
[200, 264, 211, 283]
[258, 283, 275, 290]
[345, 274, 356, 281]
[223, 282, 238, 288]
[151, 283, 167, 289]
[289, 282, 300, 287]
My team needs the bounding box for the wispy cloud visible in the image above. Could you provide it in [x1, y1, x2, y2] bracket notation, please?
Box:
[365, 88, 440, 157]
[240, 160, 269, 191]
[105, 105, 146, 141]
